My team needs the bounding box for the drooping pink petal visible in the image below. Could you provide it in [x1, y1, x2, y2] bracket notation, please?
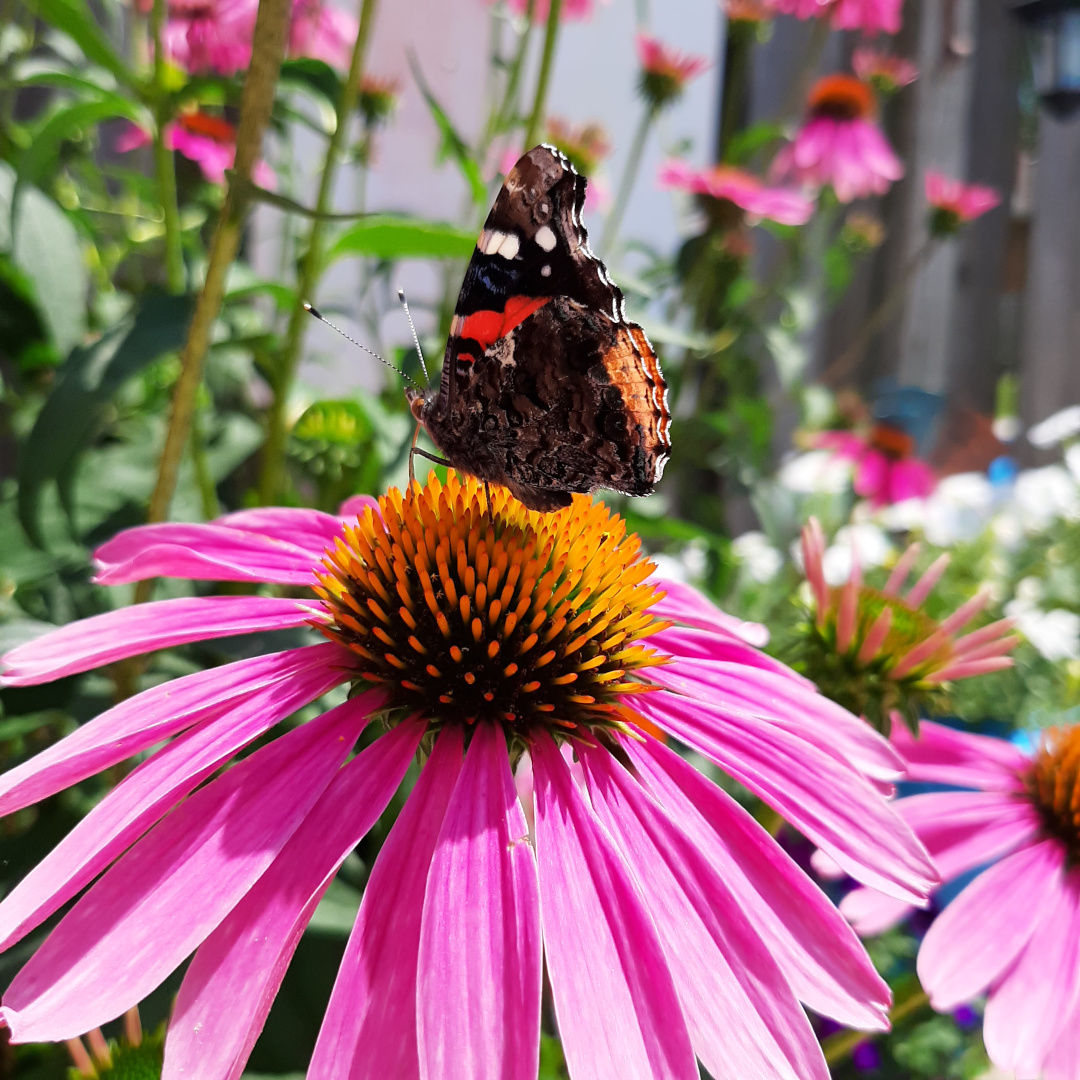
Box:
[163, 719, 424, 1080]
[650, 578, 770, 647]
[0, 697, 371, 1042]
[417, 723, 541, 1080]
[637, 692, 936, 903]
[0, 673, 357, 953]
[218, 506, 347, 549]
[580, 745, 828, 1080]
[652, 658, 904, 782]
[624, 734, 890, 1030]
[917, 839, 1065, 1010]
[839, 887, 915, 937]
[530, 732, 698, 1080]
[337, 494, 381, 521]
[891, 719, 1026, 791]
[308, 726, 463, 1080]
[653, 626, 813, 685]
[0, 642, 349, 816]
[1, 596, 327, 686]
[93, 523, 322, 586]
[982, 865, 1080, 1077]
[1043, 994, 1080, 1080]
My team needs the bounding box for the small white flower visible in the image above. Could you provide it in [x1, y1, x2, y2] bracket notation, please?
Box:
[1004, 599, 1080, 662]
[921, 472, 995, 547]
[1027, 405, 1080, 448]
[821, 523, 892, 585]
[731, 531, 783, 584]
[1066, 443, 1080, 484]
[777, 449, 853, 495]
[1013, 466, 1080, 531]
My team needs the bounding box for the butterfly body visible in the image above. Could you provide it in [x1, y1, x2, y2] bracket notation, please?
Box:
[406, 145, 670, 512]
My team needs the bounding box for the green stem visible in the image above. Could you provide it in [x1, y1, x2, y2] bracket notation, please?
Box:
[522, 0, 562, 150]
[190, 402, 219, 519]
[822, 988, 930, 1067]
[492, 0, 535, 137]
[140, 0, 292, 570]
[775, 15, 831, 132]
[257, 0, 379, 506]
[600, 103, 654, 257]
[150, 0, 183, 293]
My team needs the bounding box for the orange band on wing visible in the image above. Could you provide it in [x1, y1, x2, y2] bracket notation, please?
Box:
[458, 295, 550, 353]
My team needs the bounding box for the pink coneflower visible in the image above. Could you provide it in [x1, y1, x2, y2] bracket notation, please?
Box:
[288, 0, 358, 70]
[358, 73, 400, 127]
[116, 113, 276, 189]
[0, 473, 935, 1078]
[770, 0, 903, 35]
[500, 0, 608, 21]
[797, 519, 1018, 732]
[815, 424, 936, 507]
[724, 0, 776, 21]
[773, 75, 904, 203]
[659, 159, 815, 226]
[165, 0, 257, 75]
[852, 47, 919, 93]
[924, 170, 1001, 235]
[841, 721, 1080, 1080]
[636, 33, 710, 109]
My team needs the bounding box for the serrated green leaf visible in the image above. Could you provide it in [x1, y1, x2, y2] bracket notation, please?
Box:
[18, 292, 193, 545]
[30, 0, 139, 90]
[327, 214, 475, 263]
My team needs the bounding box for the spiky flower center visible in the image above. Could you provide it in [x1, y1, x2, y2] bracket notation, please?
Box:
[808, 75, 876, 121]
[1026, 726, 1080, 862]
[315, 472, 667, 737]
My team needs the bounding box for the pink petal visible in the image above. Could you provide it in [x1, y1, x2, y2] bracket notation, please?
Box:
[417, 723, 541, 1080]
[896, 790, 1040, 881]
[1043, 993, 1080, 1080]
[917, 839, 1065, 1010]
[580, 745, 828, 1080]
[624, 734, 890, 1030]
[637, 691, 936, 903]
[983, 866, 1080, 1077]
[93, 523, 323, 586]
[891, 719, 1027, 791]
[0, 672, 357, 953]
[652, 659, 904, 782]
[218, 506, 347, 549]
[653, 626, 813, 686]
[163, 719, 424, 1080]
[530, 732, 698, 1080]
[308, 726, 463, 1080]
[839, 888, 916, 937]
[337, 494, 381, 520]
[0, 641, 348, 816]
[0, 697, 371, 1042]
[1, 595, 327, 686]
[650, 578, 770, 646]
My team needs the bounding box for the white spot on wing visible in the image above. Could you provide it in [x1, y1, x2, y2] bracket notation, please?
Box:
[535, 225, 557, 252]
[497, 232, 521, 259]
[480, 229, 507, 255]
[541, 265, 552, 277]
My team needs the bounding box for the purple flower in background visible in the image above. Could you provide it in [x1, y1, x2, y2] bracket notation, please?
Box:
[165, 0, 257, 75]
[0, 474, 935, 1079]
[288, 0, 358, 70]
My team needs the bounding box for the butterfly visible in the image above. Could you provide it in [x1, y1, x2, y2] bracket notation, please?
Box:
[405, 144, 671, 512]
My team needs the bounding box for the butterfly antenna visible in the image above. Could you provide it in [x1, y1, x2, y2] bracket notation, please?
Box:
[397, 289, 431, 387]
[303, 303, 422, 391]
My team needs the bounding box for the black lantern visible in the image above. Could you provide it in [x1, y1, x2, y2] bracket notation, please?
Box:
[1013, 0, 1080, 119]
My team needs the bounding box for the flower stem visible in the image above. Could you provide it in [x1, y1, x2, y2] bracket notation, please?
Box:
[822, 987, 930, 1066]
[485, 0, 535, 154]
[150, 0, 183, 293]
[257, 0, 379, 506]
[600, 102, 655, 257]
[140, 0, 292, 571]
[775, 15, 831, 131]
[822, 238, 938, 385]
[522, 0, 562, 151]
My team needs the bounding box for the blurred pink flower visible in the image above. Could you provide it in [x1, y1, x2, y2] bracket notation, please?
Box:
[724, 0, 776, 21]
[165, 0, 257, 75]
[288, 0, 358, 70]
[501, 0, 608, 21]
[815, 426, 935, 506]
[770, 0, 903, 34]
[658, 159, 814, 226]
[925, 170, 1001, 235]
[842, 721, 1080, 1080]
[636, 34, 710, 108]
[851, 47, 918, 92]
[117, 114, 275, 190]
[0, 475, 936, 1078]
[773, 75, 903, 202]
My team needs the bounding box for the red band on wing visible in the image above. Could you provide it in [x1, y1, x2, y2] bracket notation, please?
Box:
[457, 295, 550, 354]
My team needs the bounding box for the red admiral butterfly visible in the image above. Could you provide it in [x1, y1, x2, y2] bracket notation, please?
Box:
[405, 145, 671, 512]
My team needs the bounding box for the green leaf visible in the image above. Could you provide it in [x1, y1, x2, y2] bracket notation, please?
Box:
[279, 57, 342, 109]
[18, 292, 193, 544]
[327, 214, 476, 263]
[408, 51, 486, 207]
[30, 0, 139, 90]
[722, 121, 784, 165]
[12, 184, 88, 356]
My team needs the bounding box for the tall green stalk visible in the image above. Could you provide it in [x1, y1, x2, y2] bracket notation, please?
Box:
[599, 102, 655, 257]
[150, 0, 184, 293]
[257, 0, 379, 505]
[522, 0, 562, 150]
